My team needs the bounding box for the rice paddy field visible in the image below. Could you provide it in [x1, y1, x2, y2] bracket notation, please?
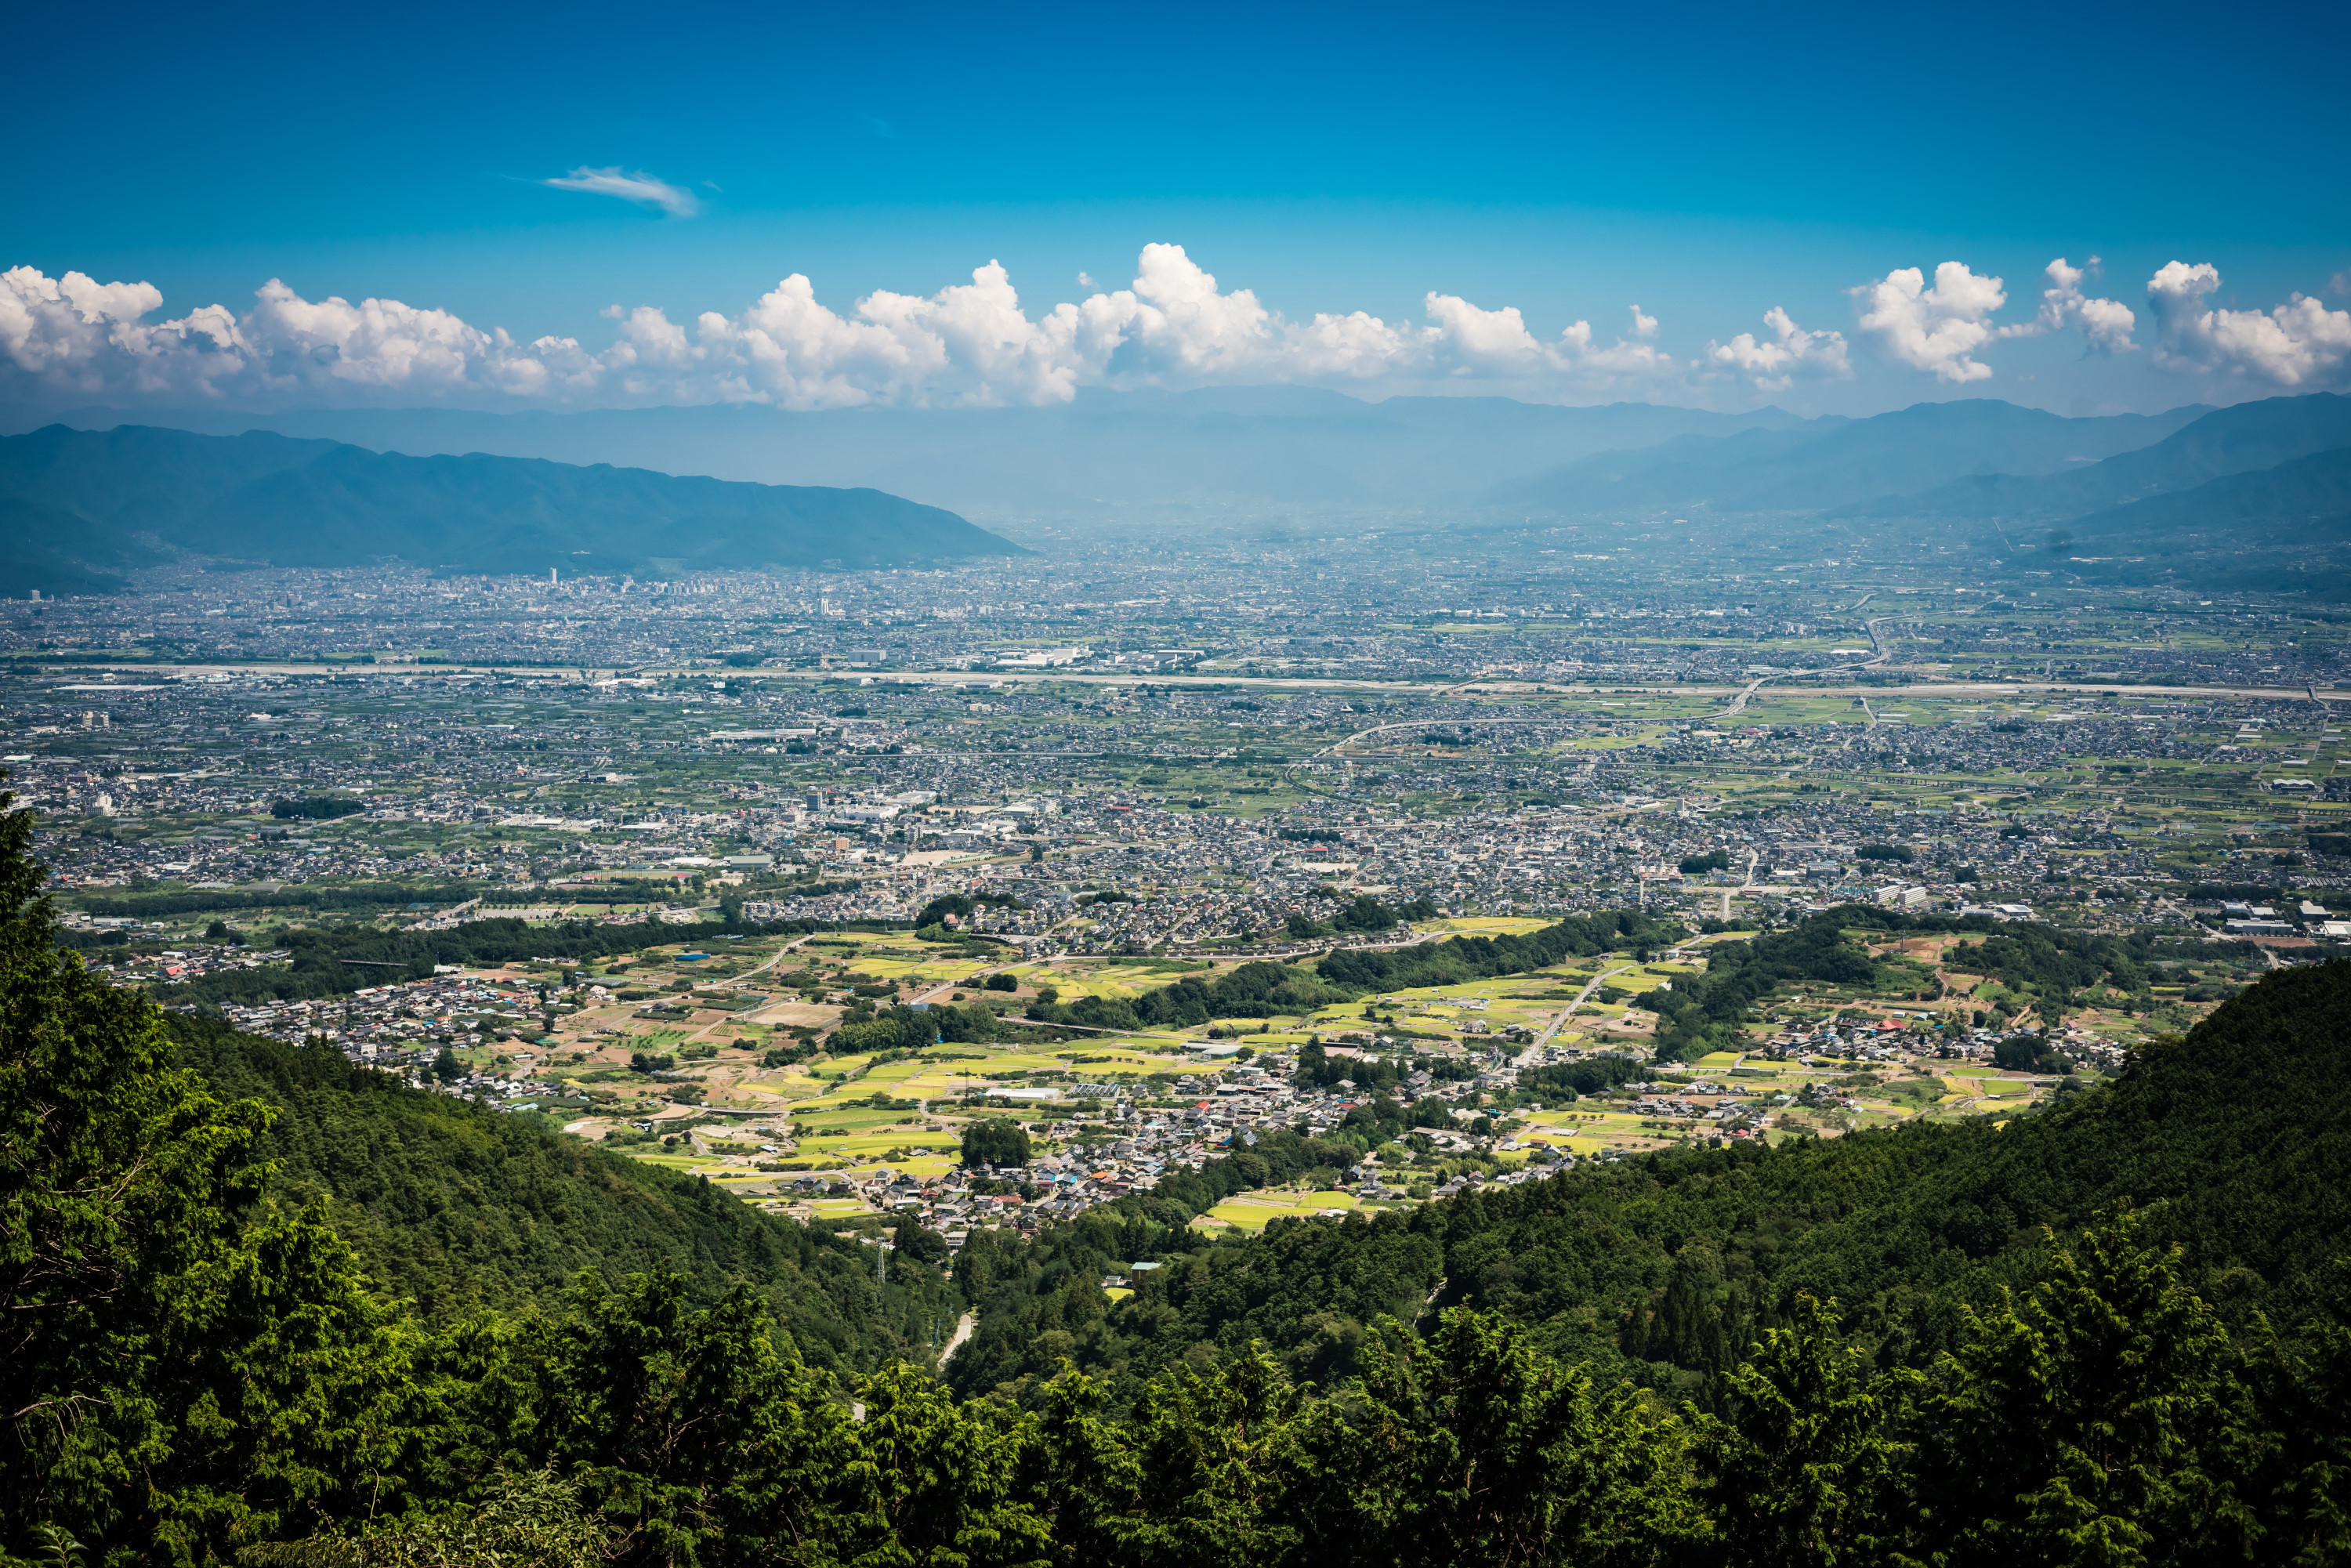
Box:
[1201, 1189, 1364, 1229]
[556, 914, 2063, 1220]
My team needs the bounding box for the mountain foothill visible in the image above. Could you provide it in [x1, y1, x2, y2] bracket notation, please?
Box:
[0, 423, 1025, 595]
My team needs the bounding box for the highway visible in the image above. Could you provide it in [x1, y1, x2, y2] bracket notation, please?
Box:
[56, 660, 2335, 707]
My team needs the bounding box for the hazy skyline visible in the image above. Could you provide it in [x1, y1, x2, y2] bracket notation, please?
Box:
[7, 0, 2346, 419]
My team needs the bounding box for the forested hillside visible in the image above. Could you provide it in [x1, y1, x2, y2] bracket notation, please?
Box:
[0, 423, 1020, 588]
[169, 1016, 951, 1362]
[945, 961, 2351, 1411]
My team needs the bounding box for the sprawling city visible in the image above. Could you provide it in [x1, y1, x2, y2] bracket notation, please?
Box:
[13, 538, 2344, 1242]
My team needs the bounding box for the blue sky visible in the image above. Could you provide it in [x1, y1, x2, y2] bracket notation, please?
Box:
[5, 0, 2346, 417]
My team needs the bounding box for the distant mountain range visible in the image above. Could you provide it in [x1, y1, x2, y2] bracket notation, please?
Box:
[1483, 397, 2211, 517]
[2066, 445, 2351, 541]
[12, 389, 1807, 518]
[9, 388, 2349, 596]
[1838, 392, 2351, 524]
[0, 425, 1022, 594]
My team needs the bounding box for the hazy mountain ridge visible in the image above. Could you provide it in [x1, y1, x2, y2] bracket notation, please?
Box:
[1842, 391, 2351, 523]
[1487, 398, 2212, 516]
[14, 389, 1809, 516]
[2067, 445, 2351, 539]
[0, 424, 1020, 592]
[17, 389, 2267, 532]
[12, 392, 2349, 592]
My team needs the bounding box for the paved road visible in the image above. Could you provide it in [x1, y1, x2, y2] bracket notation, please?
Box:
[1711, 847, 1763, 920]
[63, 659, 2333, 705]
[1527, 961, 1643, 1054]
[1717, 676, 1770, 718]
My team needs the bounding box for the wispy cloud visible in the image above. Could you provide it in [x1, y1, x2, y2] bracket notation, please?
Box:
[540, 166, 701, 218]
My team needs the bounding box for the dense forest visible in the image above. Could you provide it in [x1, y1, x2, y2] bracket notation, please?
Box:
[940, 956, 2351, 1410]
[8, 788, 2351, 1565]
[169, 1016, 952, 1358]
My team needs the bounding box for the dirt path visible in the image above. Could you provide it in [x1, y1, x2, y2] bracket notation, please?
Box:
[679, 934, 821, 1041]
[936, 1312, 977, 1368]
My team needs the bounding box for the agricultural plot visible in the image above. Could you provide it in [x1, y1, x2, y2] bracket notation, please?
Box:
[788, 1106, 920, 1132]
[1516, 1109, 1672, 1154]
[1065, 1048, 1204, 1076]
[1204, 1190, 1362, 1229]
[820, 1132, 964, 1155]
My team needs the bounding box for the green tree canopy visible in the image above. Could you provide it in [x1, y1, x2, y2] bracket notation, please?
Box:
[962, 1117, 1033, 1168]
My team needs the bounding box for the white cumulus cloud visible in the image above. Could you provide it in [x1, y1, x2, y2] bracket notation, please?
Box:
[1411, 288, 1679, 384]
[1850, 262, 2009, 382]
[1848, 258, 2135, 379]
[2001, 257, 2135, 354]
[0, 247, 1699, 411]
[541, 166, 701, 217]
[2146, 261, 2351, 387]
[1704, 306, 1851, 390]
[1, 266, 249, 398]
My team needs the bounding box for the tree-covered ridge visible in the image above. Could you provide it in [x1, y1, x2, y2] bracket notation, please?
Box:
[150, 913, 760, 1009]
[944, 956, 2349, 1421]
[1024, 958, 1353, 1029]
[168, 1016, 951, 1358]
[1317, 907, 1681, 992]
[140, 896, 899, 1010]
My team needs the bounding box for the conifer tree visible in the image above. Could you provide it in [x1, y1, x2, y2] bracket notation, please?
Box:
[0, 779, 415, 1561]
